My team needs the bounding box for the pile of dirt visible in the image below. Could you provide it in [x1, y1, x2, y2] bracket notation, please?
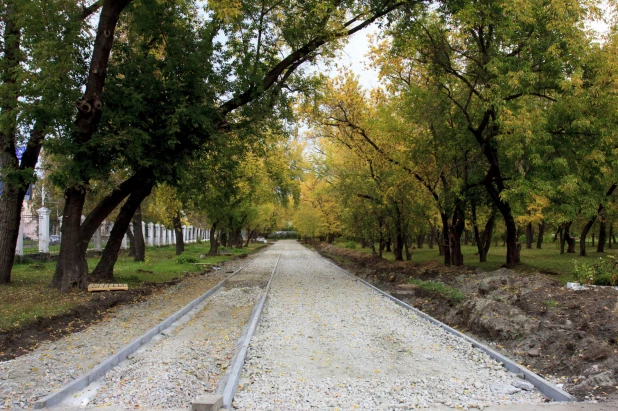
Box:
[316, 243, 618, 400]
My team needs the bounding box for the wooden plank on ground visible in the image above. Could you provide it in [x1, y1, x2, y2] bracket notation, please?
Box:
[88, 283, 129, 292]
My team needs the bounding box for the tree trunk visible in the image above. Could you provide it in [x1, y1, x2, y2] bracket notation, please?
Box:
[592, 232, 595, 247]
[89, 183, 152, 282]
[0, 185, 25, 285]
[416, 234, 424, 249]
[609, 224, 614, 249]
[449, 205, 465, 266]
[52, 189, 89, 291]
[554, 226, 562, 243]
[245, 229, 256, 247]
[525, 222, 533, 249]
[440, 213, 451, 265]
[132, 205, 145, 261]
[393, 233, 404, 261]
[428, 226, 435, 249]
[580, 218, 594, 257]
[597, 218, 606, 253]
[173, 213, 185, 255]
[0, 4, 23, 284]
[208, 224, 219, 256]
[404, 235, 412, 261]
[52, 173, 146, 290]
[464, 230, 470, 246]
[503, 213, 521, 265]
[127, 226, 135, 257]
[561, 221, 575, 254]
[385, 239, 391, 253]
[472, 206, 495, 263]
[370, 241, 377, 255]
[51, 0, 134, 291]
[536, 221, 545, 249]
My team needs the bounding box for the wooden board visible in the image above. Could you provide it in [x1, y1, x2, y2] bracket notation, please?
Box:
[88, 283, 128, 292]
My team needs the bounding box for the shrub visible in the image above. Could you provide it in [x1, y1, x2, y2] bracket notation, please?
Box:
[343, 241, 357, 249]
[572, 256, 618, 286]
[177, 255, 199, 264]
[408, 278, 464, 304]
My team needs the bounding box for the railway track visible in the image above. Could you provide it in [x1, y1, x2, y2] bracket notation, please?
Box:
[26, 240, 583, 411]
[39, 247, 282, 410]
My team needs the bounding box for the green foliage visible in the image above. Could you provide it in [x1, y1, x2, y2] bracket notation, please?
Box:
[408, 278, 464, 304]
[542, 299, 558, 308]
[343, 241, 357, 249]
[572, 256, 618, 286]
[176, 255, 199, 264]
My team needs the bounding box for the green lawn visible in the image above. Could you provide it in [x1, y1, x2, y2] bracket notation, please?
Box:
[337, 240, 617, 284]
[0, 242, 264, 332]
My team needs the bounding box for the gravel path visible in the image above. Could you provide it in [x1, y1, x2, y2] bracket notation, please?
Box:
[234, 241, 546, 410]
[79, 248, 280, 409]
[0, 251, 262, 410]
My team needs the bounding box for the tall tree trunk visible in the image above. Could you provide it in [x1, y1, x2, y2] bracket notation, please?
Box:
[597, 218, 607, 253]
[504, 213, 521, 265]
[449, 205, 465, 266]
[525, 222, 533, 249]
[245, 229, 256, 247]
[89, 183, 152, 282]
[404, 235, 412, 261]
[416, 234, 424, 249]
[536, 221, 545, 249]
[580, 218, 594, 257]
[472, 206, 495, 263]
[52, 189, 89, 291]
[609, 224, 614, 249]
[580, 184, 617, 256]
[208, 224, 219, 256]
[0, 3, 22, 285]
[173, 213, 184, 255]
[440, 213, 451, 265]
[127, 226, 135, 257]
[51, 0, 134, 291]
[385, 239, 391, 253]
[428, 225, 435, 249]
[393, 233, 404, 261]
[554, 226, 562, 243]
[132, 205, 145, 261]
[53, 173, 145, 289]
[592, 232, 595, 247]
[561, 221, 575, 254]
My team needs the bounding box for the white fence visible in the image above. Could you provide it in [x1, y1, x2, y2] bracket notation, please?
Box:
[15, 207, 210, 257]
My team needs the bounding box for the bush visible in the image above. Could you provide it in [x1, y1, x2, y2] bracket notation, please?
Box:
[177, 255, 199, 264]
[343, 241, 357, 249]
[408, 278, 464, 304]
[572, 256, 618, 286]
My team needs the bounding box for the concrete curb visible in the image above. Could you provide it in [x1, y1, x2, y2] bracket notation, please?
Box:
[34, 259, 256, 409]
[319, 252, 575, 403]
[218, 252, 282, 409]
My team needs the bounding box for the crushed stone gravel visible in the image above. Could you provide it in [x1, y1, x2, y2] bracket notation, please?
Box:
[0, 253, 259, 410]
[233, 241, 547, 410]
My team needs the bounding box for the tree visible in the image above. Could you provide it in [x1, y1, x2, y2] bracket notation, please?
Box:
[0, 0, 94, 284]
[49, 0, 411, 291]
[383, 0, 596, 265]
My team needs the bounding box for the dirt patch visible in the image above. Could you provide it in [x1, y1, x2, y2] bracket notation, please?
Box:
[316, 243, 618, 401]
[0, 280, 176, 361]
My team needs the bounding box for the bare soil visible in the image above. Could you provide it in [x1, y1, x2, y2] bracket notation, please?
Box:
[0, 279, 180, 361]
[316, 243, 618, 401]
